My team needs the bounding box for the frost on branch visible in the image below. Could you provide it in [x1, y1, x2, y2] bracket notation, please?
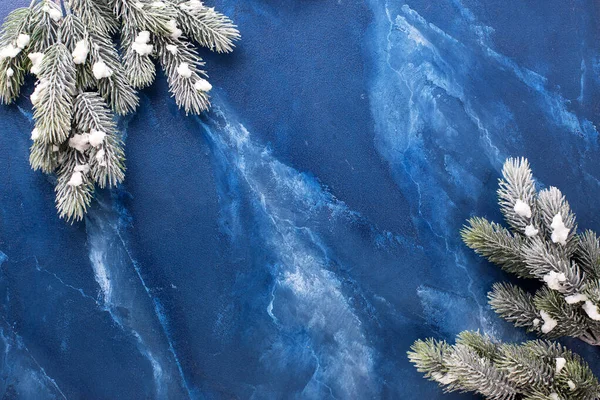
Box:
[132, 30, 153, 55]
[92, 60, 113, 79]
[409, 331, 600, 400]
[0, 0, 240, 221]
[463, 158, 600, 346]
[72, 39, 89, 64]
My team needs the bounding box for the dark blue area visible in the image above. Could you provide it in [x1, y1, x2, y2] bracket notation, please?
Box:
[1, 0, 599, 399]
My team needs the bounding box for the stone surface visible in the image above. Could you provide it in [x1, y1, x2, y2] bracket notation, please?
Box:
[0, 0, 599, 398]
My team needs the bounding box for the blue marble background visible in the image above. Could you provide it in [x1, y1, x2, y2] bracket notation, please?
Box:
[1, 0, 600, 398]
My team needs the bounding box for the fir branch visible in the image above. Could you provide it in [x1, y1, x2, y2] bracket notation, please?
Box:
[408, 338, 454, 385]
[110, 0, 176, 35]
[110, 1, 176, 91]
[488, 283, 540, 333]
[583, 280, 600, 307]
[29, 140, 58, 173]
[120, 26, 156, 89]
[496, 343, 555, 391]
[55, 147, 94, 222]
[525, 341, 600, 400]
[0, 8, 32, 103]
[73, 92, 125, 188]
[59, 14, 95, 90]
[521, 237, 585, 295]
[410, 332, 600, 400]
[88, 28, 139, 115]
[465, 158, 600, 346]
[69, 0, 118, 36]
[497, 157, 537, 232]
[556, 355, 600, 399]
[522, 392, 560, 400]
[174, 0, 241, 53]
[520, 339, 566, 360]
[0, 53, 27, 105]
[33, 43, 76, 144]
[462, 217, 532, 278]
[446, 344, 520, 398]
[154, 35, 210, 114]
[29, 1, 62, 53]
[534, 287, 591, 339]
[0, 8, 31, 47]
[455, 331, 500, 361]
[575, 230, 600, 280]
[537, 187, 578, 254]
[0, 0, 239, 221]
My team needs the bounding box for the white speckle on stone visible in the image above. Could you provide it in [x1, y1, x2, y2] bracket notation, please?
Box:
[583, 300, 600, 321]
[72, 40, 89, 64]
[93, 61, 113, 79]
[565, 293, 588, 304]
[524, 224, 539, 237]
[177, 62, 192, 78]
[540, 310, 558, 333]
[551, 214, 570, 245]
[514, 199, 532, 218]
[194, 78, 212, 92]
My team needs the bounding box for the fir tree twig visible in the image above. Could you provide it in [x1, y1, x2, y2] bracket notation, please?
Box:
[464, 158, 600, 346]
[410, 331, 600, 399]
[0, 0, 240, 221]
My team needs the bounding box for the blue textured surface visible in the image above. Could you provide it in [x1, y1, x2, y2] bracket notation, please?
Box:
[1, 0, 600, 398]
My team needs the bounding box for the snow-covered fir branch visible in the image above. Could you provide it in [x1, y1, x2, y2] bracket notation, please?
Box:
[0, 0, 240, 221]
[409, 331, 600, 400]
[462, 158, 600, 346]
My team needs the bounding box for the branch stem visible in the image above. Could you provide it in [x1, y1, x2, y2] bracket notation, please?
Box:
[581, 331, 600, 346]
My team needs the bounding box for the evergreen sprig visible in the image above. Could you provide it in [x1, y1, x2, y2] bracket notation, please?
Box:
[174, 1, 240, 53]
[0, 0, 240, 221]
[0, 8, 32, 103]
[73, 92, 125, 188]
[33, 42, 76, 144]
[409, 331, 600, 399]
[462, 158, 600, 346]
